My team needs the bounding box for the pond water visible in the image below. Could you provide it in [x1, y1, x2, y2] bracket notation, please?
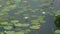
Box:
[0, 0, 58, 34]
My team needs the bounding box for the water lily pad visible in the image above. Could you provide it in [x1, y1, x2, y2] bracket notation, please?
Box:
[15, 31, 24, 34]
[55, 30, 60, 34]
[4, 26, 12, 30]
[0, 21, 8, 25]
[30, 25, 40, 29]
[11, 20, 19, 23]
[55, 10, 60, 16]
[15, 23, 30, 27]
[40, 3, 49, 8]
[7, 31, 15, 34]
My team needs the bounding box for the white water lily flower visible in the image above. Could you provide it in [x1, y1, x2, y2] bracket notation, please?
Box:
[4, 31, 7, 33]
[42, 12, 46, 14]
[24, 17, 29, 19]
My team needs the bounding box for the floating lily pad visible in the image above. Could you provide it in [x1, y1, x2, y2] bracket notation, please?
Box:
[15, 23, 30, 27]
[11, 20, 19, 23]
[0, 21, 8, 25]
[15, 31, 24, 34]
[55, 30, 60, 34]
[4, 26, 12, 30]
[40, 3, 49, 8]
[30, 25, 40, 29]
[55, 10, 60, 16]
[7, 31, 15, 34]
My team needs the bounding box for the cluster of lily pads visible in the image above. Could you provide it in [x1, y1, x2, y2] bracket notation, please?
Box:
[0, 0, 56, 34]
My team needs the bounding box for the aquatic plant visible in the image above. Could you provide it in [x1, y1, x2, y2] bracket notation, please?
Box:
[0, 21, 8, 25]
[6, 31, 15, 34]
[15, 31, 24, 34]
[55, 15, 60, 29]
[4, 26, 12, 30]
[30, 25, 40, 29]
[11, 20, 19, 23]
[55, 10, 60, 16]
[15, 23, 30, 27]
[0, 0, 55, 34]
[40, 3, 49, 8]
[55, 30, 60, 34]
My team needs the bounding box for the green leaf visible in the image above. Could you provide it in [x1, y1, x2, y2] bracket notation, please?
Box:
[55, 30, 60, 34]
